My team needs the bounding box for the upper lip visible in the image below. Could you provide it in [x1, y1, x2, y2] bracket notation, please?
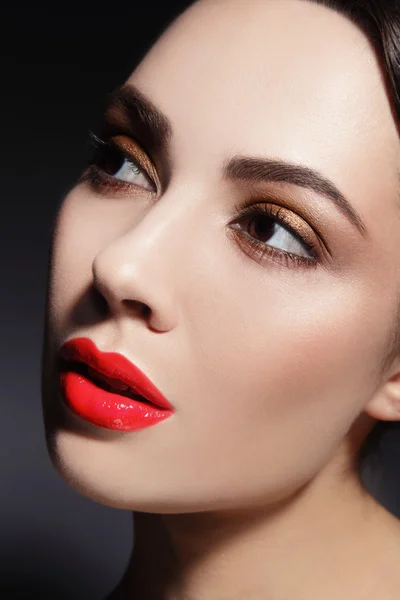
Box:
[58, 337, 174, 411]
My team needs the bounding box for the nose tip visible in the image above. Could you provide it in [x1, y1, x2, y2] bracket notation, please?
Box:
[91, 239, 178, 332]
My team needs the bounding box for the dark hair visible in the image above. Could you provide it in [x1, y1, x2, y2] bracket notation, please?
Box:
[312, 0, 400, 509]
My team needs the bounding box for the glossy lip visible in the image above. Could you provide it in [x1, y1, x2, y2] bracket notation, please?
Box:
[59, 336, 173, 410]
[58, 336, 174, 431]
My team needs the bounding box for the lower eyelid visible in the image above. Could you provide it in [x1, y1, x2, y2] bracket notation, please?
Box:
[228, 226, 318, 269]
[231, 204, 316, 253]
[78, 165, 154, 197]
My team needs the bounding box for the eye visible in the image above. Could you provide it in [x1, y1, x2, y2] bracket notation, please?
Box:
[105, 153, 152, 190]
[82, 133, 157, 194]
[248, 213, 309, 256]
[229, 203, 318, 268]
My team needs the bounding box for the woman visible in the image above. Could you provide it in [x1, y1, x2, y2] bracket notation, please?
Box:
[41, 0, 400, 597]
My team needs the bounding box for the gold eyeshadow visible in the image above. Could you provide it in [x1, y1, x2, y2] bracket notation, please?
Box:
[266, 204, 317, 252]
[111, 135, 160, 191]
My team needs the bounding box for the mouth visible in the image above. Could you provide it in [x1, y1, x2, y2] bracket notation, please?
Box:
[56, 337, 174, 431]
[59, 359, 157, 407]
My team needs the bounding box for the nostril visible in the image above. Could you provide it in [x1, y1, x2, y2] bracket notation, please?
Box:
[122, 299, 151, 318]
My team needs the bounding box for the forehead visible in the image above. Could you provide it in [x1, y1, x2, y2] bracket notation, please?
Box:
[129, 0, 399, 199]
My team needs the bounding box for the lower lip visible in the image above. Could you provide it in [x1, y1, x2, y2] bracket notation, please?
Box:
[59, 371, 173, 431]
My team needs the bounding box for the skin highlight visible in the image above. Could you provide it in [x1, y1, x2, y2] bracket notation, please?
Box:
[41, 0, 400, 598]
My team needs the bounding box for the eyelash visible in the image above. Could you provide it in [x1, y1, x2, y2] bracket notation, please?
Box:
[229, 203, 318, 269]
[80, 132, 319, 270]
[79, 132, 154, 194]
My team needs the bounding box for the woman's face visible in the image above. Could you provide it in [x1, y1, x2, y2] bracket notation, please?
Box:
[42, 0, 400, 512]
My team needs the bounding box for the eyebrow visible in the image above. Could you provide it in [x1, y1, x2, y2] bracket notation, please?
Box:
[104, 83, 172, 156]
[224, 156, 367, 236]
[105, 85, 367, 236]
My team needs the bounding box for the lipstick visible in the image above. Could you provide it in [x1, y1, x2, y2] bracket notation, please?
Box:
[58, 337, 174, 431]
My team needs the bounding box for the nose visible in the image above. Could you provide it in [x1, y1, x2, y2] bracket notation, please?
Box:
[92, 199, 186, 332]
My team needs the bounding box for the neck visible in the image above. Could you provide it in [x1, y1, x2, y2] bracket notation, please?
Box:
[107, 471, 397, 600]
[106, 418, 399, 600]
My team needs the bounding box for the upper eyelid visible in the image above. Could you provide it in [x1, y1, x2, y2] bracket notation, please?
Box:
[238, 183, 331, 252]
[97, 133, 159, 189]
[235, 203, 318, 256]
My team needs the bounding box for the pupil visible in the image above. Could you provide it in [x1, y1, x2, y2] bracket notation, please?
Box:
[97, 146, 124, 176]
[251, 216, 276, 242]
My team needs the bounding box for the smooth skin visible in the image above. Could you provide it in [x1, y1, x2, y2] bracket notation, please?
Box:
[42, 0, 400, 598]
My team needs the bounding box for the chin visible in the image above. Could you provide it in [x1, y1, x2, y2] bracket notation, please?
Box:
[44, 428, 306, 516]
[41, 423, 197, 513]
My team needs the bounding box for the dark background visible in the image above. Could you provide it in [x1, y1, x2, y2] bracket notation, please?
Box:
[0, 3, 189, 598]
[1, 2, 400, 599]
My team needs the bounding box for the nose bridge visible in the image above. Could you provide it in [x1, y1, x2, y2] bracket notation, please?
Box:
[92, 193, 197, 324]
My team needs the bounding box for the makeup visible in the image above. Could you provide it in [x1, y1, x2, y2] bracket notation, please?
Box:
[58, 337, 174, 431]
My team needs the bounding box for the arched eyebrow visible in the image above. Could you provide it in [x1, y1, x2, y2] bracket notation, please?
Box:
[224, 156, 367, 237]
[104, 84, 367, 237]
[104, 83, 172, 157]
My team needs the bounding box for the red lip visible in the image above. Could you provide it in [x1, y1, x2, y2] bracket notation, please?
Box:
[58, 337, 174, 431]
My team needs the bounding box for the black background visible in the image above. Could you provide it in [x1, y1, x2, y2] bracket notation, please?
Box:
[1, 2, 400, 599]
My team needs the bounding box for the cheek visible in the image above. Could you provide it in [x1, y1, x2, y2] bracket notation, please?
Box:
[187, 250, 385, 421]
[172, 263, 388, 501]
